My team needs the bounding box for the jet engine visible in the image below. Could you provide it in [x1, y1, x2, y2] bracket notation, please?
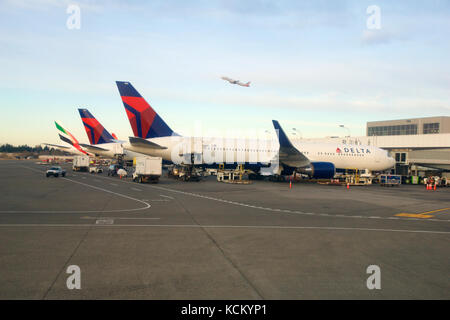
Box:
[299, 162, 336, 179]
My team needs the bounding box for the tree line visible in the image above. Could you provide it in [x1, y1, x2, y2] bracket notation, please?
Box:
[0, 144, 68, 155]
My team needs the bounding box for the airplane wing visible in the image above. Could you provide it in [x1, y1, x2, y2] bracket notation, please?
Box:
[41, 142, 89, 156]
[129, 137, 168, 150]
[79, 143, 109, 152]
[42, 143, 71, 150]
[272, 120, 310, 168]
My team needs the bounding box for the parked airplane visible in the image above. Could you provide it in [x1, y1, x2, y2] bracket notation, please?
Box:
[271, 120, 395, 177]
[78, 108, 146, 161]
[42, 121, 91, 156]
[116, 81, 395, 178]
[221, 76, 251, 87]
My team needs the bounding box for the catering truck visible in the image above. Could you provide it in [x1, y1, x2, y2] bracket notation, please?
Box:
[132, 157, 162, 183]
[72, 156, 90, 172]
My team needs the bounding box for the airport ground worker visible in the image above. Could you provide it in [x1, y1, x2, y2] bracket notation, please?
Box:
[117, 168, 127, 178]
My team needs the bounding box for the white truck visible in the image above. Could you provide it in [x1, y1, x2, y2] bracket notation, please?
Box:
[72, 156, 90, 172]
[132, 157, 162, 183]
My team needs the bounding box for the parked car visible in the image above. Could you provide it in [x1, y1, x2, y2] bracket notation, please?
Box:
[46, 166, 66, 178]
[89, 166, 103, 174]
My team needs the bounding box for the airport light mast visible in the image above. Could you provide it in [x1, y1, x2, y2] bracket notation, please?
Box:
[339, 124, 351, 137]
[292, 128, 302, 141]
[339, 124, 351, 144]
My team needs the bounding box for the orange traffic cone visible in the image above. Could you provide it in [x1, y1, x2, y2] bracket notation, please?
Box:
[289, 180, 292, 189]
[347, 183, 350, 189]
[434, 184, 436, 191]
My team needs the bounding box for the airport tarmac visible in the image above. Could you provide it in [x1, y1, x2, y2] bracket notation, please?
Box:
[0, 160, 449, 299]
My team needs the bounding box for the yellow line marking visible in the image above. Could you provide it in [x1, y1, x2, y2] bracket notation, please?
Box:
[395, 213, 433, 219]
[394, 208, 450, 219]
[419, 207, 450, 215]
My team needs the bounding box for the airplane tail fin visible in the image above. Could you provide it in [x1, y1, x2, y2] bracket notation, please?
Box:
[246, 81, 251, 86]
[55, 121, 79, 145]
[115, 81, 177, 139]
[54, 121, 88, 155]
[78, 109, 115, 145]
[272, 120, 294, 149]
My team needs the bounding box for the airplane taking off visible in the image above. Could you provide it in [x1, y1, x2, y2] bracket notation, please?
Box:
[221, 76, 251, 87]
[78, 108, 147, 161]
[115, 81, 395, 178]
[42, 121, 91, 156]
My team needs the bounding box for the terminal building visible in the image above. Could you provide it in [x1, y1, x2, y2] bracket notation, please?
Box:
[309, 116, 450, 175]
[362, 116, 450, 175]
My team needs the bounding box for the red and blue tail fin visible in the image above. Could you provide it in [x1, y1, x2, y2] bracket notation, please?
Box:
[78, 108, 115, 145]
[116, 81, 176, 139]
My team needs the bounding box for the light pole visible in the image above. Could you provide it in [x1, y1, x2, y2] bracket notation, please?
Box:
[339, 125, 351, 144]
[339, 124, 351, 137]
[292, 128, 302, 140]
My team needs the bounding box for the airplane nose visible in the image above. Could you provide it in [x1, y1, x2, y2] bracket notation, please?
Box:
[389, 157, 395, 167]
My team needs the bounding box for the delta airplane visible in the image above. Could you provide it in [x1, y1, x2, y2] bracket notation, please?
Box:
[116, 81, 395, 179]
[43, 121, 92, 156]
[78, 108, 146, 161]
[221, 76, 251, 87]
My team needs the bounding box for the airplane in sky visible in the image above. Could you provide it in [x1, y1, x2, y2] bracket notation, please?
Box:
[115, 81, 395, 178]
[221, 76, 251, 87]
[42, 121, 91, 156]
[78, 108, 146, 161]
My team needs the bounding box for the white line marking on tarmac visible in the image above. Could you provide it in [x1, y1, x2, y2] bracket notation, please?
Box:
[96, 219, 114, 225]
[70, 170, 450, 223]
[160, 195, 174, 199]
[110, 183, 118, 186]
[81, 216, 160, 220]
[5, 166, 152, 214]
[0, 223, 448, 235]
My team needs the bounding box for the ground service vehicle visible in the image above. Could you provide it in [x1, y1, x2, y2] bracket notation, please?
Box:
[132, 157, 162, 183]
[72, 156, 90, 172]
[107, 164, 122, 176]
[89, 166, 103, 174]
[168, 165, 202, 181]
[46, 166, 66, 177]
[379, 174, 401, 187]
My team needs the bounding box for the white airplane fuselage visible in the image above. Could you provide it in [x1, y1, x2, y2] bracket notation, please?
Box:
[124, 136, 395, 172]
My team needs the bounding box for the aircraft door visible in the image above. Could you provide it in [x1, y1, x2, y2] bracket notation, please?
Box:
[191, 137, 203, 164]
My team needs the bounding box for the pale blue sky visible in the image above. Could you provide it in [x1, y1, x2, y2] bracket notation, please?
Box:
[1, 0, 449, 145]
